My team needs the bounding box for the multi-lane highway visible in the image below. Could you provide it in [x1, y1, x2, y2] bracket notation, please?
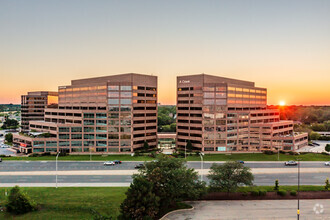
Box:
[0, 161, 328, 187]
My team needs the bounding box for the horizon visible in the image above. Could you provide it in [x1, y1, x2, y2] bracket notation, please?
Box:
[1, 0, 329, 105]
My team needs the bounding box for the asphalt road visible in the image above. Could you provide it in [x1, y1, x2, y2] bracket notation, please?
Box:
[0, 161, 328, 172]
[0, 173, 329, 186]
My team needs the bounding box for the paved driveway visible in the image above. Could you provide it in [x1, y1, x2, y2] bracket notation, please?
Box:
[164, 200, 330, 220]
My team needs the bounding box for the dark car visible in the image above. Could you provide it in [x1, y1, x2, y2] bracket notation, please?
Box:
[134, 164, 144, 169]
[237, 160, 244, 164]
[285, 161, 298, 166]
[114, 160, 122, 164]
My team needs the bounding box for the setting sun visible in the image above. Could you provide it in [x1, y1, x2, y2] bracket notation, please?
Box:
[279, 101, 286, 106]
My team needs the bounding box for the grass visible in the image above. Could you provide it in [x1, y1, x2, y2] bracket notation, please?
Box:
[0, 187, 128, 219]
[2, 152, 329, 161]
[237, 185, 325, 193]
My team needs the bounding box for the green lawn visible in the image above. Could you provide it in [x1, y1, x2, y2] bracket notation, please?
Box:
[2, 152, 329, 161]
[0, 187, 128, 219]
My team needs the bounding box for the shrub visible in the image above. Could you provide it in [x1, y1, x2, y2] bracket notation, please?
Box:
[251, 190, 259, 196]
[290, 190, 297, 196]
[29, 153, 40, 157]
[242, 192, 248, 197]
[263, 150, 274, 155]
[321, 152, 329, 156]
[325, 178, 330, 191]
[42, 152, 51, 156]
[5, 186, 37, 215]
[259, 190, 267, 196]
[274, 179, 279, 191]
[59, 152, 67, 156]
[277, 190, 287, 196]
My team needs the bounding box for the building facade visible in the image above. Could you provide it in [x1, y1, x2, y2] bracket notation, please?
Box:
[13, 73, 157, 154]
[21, 91, 58, 133]
[176, 74, 308, 152]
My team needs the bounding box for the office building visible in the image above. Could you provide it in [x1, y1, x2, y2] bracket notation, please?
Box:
[13, 73, 157, 154]
[176, 74, 308, 152]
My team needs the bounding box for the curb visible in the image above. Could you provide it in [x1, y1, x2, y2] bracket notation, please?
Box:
[159, 204, 194, 220]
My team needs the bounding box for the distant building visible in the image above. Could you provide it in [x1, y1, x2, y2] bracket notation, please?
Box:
[20, 91, 58, 133]
[176, 74, 308, 152]
[13, 73, 157, 154]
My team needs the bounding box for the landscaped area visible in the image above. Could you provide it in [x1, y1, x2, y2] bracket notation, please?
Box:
[0, 185, 327, 219]
[1, 152, 329, 161]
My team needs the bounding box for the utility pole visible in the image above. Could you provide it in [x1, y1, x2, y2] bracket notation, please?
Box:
[56, 151, 60, 188]
[297, 157, 301, 220]
[199, 152, 204, 181]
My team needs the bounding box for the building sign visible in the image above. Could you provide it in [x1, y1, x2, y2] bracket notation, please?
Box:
[179, 80, 190, 83]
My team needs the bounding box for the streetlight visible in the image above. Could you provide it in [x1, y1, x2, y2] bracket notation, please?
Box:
[56, 151, 60, 188]
[199, 152, 204, 181]
[297, 156, 301, 220]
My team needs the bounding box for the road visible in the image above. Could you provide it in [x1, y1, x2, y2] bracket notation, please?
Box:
[164, 200, 330, 220]
[0, 161, 327, 172]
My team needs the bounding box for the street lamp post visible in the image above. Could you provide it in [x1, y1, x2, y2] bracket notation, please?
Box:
[199, 152, 204, 181]
[185, 140, 186, 159]
[56, 151, 60, 188]
[297, 157, 301, 220]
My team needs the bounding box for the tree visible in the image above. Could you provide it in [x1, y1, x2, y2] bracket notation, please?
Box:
[119, 176, 159, 220]
[6, 186, 37, 215]
[1, 118, 19, 129]
[5, 133, 13, 143]
[325, 144, 330, 154]
[120, 155, 206, 218]
[186, 140, 193, 152]
[208, 161, 254, 192]
[309, 132, 320, 140]
[143, 141, 149, 151]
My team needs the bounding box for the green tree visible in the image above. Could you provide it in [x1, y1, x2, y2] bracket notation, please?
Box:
[309, 131, 320, 140]
[143, 141, 149, 151]
[208, 161, 254, 192]
[1, 119, 19, 129]
[6, 186, 37, 215]
[119, 176, 159, 220]
[325, 144, 330, 154]
[274, 179, 279, 191]
[186, 140, 193, 152]
[120, 155, 206, 218]
[5, 133, 13, 143]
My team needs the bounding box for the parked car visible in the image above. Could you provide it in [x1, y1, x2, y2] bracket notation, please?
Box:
[104, 161, 115, 166]
[237, 160, 244, 164]
[114, 160, 122, 164]
[325, 162, 330, 166]
[134, 164, 144, 169]
[285, 161, 298, 166]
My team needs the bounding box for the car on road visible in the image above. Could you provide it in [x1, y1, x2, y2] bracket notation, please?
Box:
[114, 160, 122, 164]
[285, 161, 298, 166]
[103, 161, 115, 166]
[237, 160, 244, 164]
[325, 162, 330, 166]
[134, 164, 144, 169]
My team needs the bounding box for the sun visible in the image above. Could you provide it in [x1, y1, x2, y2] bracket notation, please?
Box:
[279, 101, 285, 106]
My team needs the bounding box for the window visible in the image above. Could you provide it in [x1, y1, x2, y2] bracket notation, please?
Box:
[108, 141, 119, 146]
[121, 120, 131, 126]
[71, 127, 82, 132]
[121, 86, 132, 91]
[108, 99, 119, 105]
[203, 99, 214, 105]
[108, 85, 119, 90]
[204, 92, 215, 98]
[83, 113, 94, 118]
[84, 134, 95, 139]
[204, 87, 215, 91]
[71, 141, 82, 146]
[120, 92, 132, 97]
[121, 106, 131, 111]
[59, 134, 70, 139]
[216, 99, 226, 105]
[96, 113, 107, 118]
[108, 134, 119, 139]
[71, 134, 82, 139]
[121, 134, 131, 139]
[109, 113, 119, 118]
[84, 120, 94, 125]
[108, 127, 119, 132]
[84, 127, 94, 132]
[121, 127, 131, 133]
[108, 92, 119, 97]
[121, 99, 131, 105]
[59, 127, 70, 132]
[96, 127, 107, 132]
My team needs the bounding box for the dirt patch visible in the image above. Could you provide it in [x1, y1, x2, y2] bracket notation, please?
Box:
[203, 191, 330, 200]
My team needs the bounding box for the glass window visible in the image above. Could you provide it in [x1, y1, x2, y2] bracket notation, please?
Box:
[108, 141, 119, 146]
[121, 99, 132, 105]
[120, 92, 132, 97]
[108, 127, 119, 132]
[71, 127, 82, 132]
[46, 141, 57, 146]
[204, 87, 215, 91]
[203, 99, 214, 105]
[217, 147, 226, 151]
[84, 134, 95, 139]
[84, 120, 94, 125]
[121, 120, 131, 126]
[216, 87, 226, 92]
[46, 148, 57, 152]
[120, 127, 131, 132]
[83, 113, 94, 118]
[121, 134, 131, 139]
[204, 92, 215, 98]
[108, 99, 119, 105]
[84, 127, 94, 132]
[108, 85, 119, 90]
[96, 127, 107, 132]
[96, 113, 107, 118]
[108, 92, 119, 97]
[59, 127, 70, 132]
[59, 141, 70, 146]
[121, 86, 132, 91]
[215, 113, 225, 119]
[109, 106, 120, 112]
[108, 120, 119, 125]
[96, 120, 107, 125]
[71, 141, 82, 146]
[120, 140, 131, 146]
[84, 141, 94, 146]
[216, 92, 226, 98]
[204, 120, 214, 126]
[109, 113, 119, 118]
[108, 134, 119, 139]
[216, 99, 227, 105]
[71, 134, 82, 139]
[121, 106, 131, 112]
[203, 113, 214, 119]
[59, 134, 70, 139]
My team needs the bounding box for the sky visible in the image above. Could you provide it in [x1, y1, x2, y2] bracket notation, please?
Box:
[0, 0, 329, 105]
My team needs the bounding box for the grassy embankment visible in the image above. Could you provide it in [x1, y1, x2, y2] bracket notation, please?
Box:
[2, 152, 329, 161]
[0, 186, 326, 219]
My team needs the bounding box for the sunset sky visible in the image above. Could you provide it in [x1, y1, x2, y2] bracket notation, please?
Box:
[0, 0, 329, 105]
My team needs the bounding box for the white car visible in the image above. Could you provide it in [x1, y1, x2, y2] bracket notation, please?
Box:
[104, 161, 115, 166]
[325, 162, 330, 166]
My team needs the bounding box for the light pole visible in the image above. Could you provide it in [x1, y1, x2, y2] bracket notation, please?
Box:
[199, 152, 204, 181]
[185, 140, 186, 159]
[56, 151, 60, 188]
[297, 157, 301, 220]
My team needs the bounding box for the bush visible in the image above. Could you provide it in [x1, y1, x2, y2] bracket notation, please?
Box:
[59, 152, 67, 156]
[290, 190, 297, 196]
[277, 190, 287, 196]
[5, 186, 37, 215]
[29, 153, 41, 157]
[42, 152, 51, 156]
[149, 152, 157, 158]
[325, 178, 330, 191]
[263, 150, 274, 155]
[242, 192, 248, 197]
[251, 190, 259, 196]
[259, 190, 267, 196]
[274, 179, 279, 191]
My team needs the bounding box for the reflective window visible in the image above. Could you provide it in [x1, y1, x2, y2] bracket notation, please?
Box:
[108, 92, 119, 97]
[120, 92, 132, 98]
[108, 99, 119, 105]
[121, 86, 132, 91]
[121, 106, 131, 112]
[108, 86, 119, 90]
[216, 99, 227, 105]
[203, 99, 214, 105]
[121, 99, 132, 105]
[71, 127, 82, 132]
[84, 127, 94, 132]
[204, 92, 215, 98]
[204, 87, 215, 91]
[216, 92, 226, 98]
[108, 127, 119, 132]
